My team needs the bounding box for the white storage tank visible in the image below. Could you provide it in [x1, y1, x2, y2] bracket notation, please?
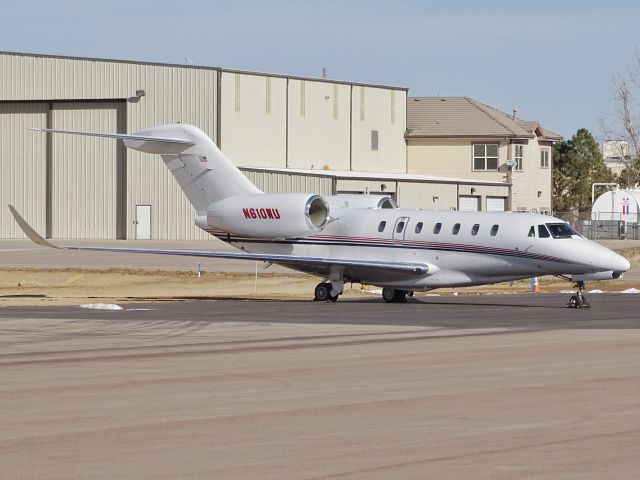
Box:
[591, 188, 640, 222]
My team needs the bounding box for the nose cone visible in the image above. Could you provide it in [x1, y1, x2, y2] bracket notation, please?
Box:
[611, 252, 631, 273]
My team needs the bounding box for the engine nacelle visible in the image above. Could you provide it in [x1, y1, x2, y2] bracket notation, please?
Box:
[200, 193, 330, 238]
[325, 194, 397, 209]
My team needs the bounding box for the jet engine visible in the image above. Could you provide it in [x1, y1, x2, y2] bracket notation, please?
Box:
[200, 193, 331, 238]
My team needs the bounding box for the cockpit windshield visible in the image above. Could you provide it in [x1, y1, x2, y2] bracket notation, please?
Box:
[545, 223, 580, 238]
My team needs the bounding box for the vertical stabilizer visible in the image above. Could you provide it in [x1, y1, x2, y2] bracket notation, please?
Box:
[31, 124, 262, 214]
[124, 124, 261, 213]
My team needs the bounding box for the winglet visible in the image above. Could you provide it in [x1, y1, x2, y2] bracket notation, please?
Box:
[8, 205, 58, 248]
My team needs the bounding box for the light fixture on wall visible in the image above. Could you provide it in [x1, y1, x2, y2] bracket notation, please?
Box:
[380, 184, 387, 191]
[537, 191, 542, 198]
[471, 187, 476, 194]
[432, 196, 439, 202]
[135, 89, 146, 98]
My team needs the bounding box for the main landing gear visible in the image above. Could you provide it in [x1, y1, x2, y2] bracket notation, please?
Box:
[382, 288, 412, 303]
[567, 281, 590, 308]
[314, 282, 341, 302]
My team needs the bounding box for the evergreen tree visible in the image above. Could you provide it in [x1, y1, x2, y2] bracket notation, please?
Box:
[552, 128, 614, 212]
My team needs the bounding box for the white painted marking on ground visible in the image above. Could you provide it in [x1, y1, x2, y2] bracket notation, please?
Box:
[79, 304, 124, 310]
[620, 288, 640, 294]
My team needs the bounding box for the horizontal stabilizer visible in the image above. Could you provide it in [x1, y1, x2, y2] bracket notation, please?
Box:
[29, 128, 194, 145]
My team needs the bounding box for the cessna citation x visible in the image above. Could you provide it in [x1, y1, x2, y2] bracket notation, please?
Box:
[9, 124, 630, 307]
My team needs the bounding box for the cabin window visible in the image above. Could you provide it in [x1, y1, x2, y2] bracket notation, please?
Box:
[396, 221, 405, 233]
[415, 222, 423, 234]
[452, 223, 461, 235]
[378, 221, 386, 233]
[546, 223, 579, 238]
[471, 224, 479, 236]
[538, 224, 550, 238]
[490, 224, 499, 236]
[528, 226, 535, 237]
[433, 223, 442, 234]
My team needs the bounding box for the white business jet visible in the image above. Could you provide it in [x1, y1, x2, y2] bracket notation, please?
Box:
[9, 124, 630, 307]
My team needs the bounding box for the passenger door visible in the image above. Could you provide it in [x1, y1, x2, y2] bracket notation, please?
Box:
[392, 216, 410, 244]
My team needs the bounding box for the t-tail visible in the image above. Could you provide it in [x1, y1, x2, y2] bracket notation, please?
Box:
[32, 124, 262, 214]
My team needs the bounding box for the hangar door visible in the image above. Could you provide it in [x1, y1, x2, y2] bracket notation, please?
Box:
[0, 103, 47, 238]
[51, 102, 125, 239]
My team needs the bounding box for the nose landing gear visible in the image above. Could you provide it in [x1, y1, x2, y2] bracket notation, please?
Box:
[567, 281, 590, 308]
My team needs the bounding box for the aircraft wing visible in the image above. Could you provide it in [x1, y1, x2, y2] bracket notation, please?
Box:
[8, 206, 432, 278]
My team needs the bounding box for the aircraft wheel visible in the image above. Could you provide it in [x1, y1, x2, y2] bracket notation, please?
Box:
[382, 288, 407, 303]
[314, 282, 332, 302]
[567, 295, 582, 308]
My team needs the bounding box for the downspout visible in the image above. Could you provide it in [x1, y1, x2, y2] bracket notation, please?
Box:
[506, 137, 513, 211]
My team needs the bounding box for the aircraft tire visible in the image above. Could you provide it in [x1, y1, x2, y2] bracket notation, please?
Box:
[382, 288, 407, 303]
[314, 282, 332, 302]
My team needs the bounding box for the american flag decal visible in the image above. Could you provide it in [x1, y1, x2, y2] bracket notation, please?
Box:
[199, 156, 208, 163]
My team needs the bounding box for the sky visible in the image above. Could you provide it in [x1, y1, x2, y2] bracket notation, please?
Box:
[2, 0, 639, 140]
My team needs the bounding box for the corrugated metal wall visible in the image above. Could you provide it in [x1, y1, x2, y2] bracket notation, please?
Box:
[287, 79, 351, 170]
[0, 103, 47, 238]
[51, 102, 120, 238]
[396, 182, 458, 210]
[351, 87, 407, 173]
[336, 179, 396, 194]
[0, 53, 218, 240]
[122, 63, 217, 241]
[242, 169, 333, 196]
[220, 72, 287, 168]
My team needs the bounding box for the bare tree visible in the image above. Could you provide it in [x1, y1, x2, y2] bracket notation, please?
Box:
[600, 49, 640, 188]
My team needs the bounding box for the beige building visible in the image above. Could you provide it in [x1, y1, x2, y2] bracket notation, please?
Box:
[406, 97, 562, 213]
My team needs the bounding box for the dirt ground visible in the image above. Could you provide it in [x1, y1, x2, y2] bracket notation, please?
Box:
[1, 266, 638, 307]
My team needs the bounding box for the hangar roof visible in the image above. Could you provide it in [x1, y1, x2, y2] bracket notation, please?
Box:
[0, 50, 408, 92]
[406, 96, 562, 141]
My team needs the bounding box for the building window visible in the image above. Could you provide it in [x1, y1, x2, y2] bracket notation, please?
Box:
[433, 222, 442, 234]
[371, 130, 379, 151]
[540, 149, 550, 168]
[490, 224, 499, 236]
[378, 221, 386, 232]
[471, 224, 479, 236]
[514, 145, 523, 171]
[415, 222, 423, 234]
[473, 144, 499, 170]
[452, 223, 461, 235]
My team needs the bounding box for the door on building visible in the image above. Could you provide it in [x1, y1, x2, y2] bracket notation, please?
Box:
[459, 196, 480, 212]
[392, 216, 410, 244]
[486, 197, 507, 212]
[136, 205, 151, 240]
